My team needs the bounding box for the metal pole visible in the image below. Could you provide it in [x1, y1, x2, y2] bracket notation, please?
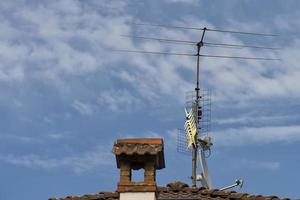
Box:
[192, 28, 206, 188]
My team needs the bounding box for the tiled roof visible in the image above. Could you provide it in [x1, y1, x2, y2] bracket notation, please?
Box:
[49, 182, 289, 200]
[157, 182, 289, 200]
[49, 192, 118, 200]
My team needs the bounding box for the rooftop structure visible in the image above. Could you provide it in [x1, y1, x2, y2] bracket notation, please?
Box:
[50, 138, 289, 200]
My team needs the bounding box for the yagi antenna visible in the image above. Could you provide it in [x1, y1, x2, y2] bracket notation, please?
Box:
[115, 23, 280, 188]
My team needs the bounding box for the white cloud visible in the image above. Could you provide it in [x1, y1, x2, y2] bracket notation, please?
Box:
[237, 159, 281, 170]
[215, 114, 300, 126]
[0, 0, 299, 112]
[98, 89, 141, 112]
[212, 125, 300, 147]
[202, 20, 300, 103]
[0, 1, 132, 86]
[163, 0, 197, 4]
[0, 145, 113, 174]
[72, 100, 94, 116]
[119, 17, 300, 106]
[46, 133, 65, 140]
[0, 134, 41, 143]
[0, 0, 299, 161]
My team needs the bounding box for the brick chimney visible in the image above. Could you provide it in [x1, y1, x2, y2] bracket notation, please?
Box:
[112, 138, 165, 200]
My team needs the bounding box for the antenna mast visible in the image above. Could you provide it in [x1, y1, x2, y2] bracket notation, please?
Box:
[114, 22, 280, 189]
[192, 27, 206, 187]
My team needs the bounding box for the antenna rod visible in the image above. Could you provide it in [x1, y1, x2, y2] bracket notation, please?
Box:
[121, 35, 280, 50]
[192, 27, 206, 187]
[132, 22, 278, 36]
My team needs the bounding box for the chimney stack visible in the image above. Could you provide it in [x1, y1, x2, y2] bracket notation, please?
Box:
[112, 138, 165, 200]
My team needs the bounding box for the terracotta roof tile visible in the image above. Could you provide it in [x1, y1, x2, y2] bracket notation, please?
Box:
[156, 182, 288, 200]
[49, 192, 119, 200]
[112, 138, 164, 156]
[116, 138, 163, 145]
[113, 143, 163, 155]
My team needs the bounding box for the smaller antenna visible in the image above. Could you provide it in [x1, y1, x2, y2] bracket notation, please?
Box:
[178, 89, 213, 188]
[219, 179, 244, 191]
[177, 90, 212, 155]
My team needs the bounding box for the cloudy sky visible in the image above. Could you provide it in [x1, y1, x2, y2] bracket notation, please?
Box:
[0, 0, 300, 199]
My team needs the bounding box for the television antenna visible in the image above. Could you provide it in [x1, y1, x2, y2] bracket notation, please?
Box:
[113, 22, 280, 189]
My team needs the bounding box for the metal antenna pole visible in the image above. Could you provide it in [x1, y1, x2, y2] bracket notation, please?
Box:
[116, 24, 279, 190]
[192, 27, 206, 187]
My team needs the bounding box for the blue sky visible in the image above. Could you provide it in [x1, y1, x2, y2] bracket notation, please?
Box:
[0, 0, 300, 199]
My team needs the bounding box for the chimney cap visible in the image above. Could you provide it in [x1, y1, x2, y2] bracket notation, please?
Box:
[115, 138, 163, 145]
[112, 138, 165, 169]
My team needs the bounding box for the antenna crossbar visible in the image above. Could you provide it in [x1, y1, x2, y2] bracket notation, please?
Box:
[112, 49, 280, 61]
[112, 49, 195, 56]
[200, 54, 280, 61]
[132, 22, 205, 31]
[204, 42, 280, 50]
[121, 35, 280, 50]
[206, 28, 278, 36]
[132, 22, 278, 36]
[121, 35, 196, 45]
